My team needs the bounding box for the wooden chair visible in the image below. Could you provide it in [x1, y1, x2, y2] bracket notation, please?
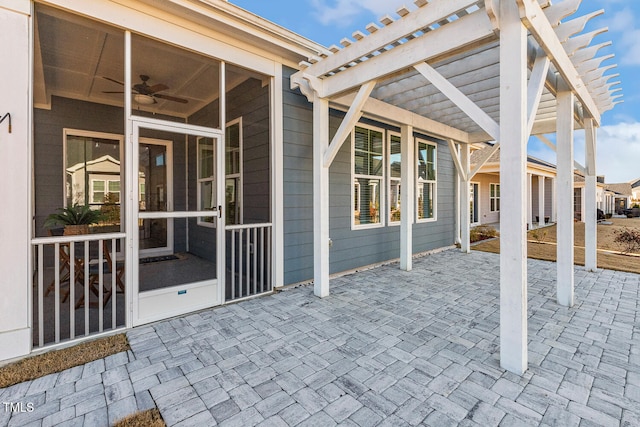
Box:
[75, 240, 125, 308]
[44, 242, 85, 303]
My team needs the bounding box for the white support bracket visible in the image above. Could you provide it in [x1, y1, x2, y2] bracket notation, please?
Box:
[447, 139, 468, 182]
[469, 142, 500, 179]
[527, 51, 550, 136]
[414, 61, 500, 141]
[323, 80, 376, 168]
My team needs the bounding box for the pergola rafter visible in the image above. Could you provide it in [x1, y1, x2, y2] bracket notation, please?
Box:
[290, 0, 621, 375]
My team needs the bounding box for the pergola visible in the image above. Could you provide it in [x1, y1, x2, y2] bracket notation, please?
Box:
[290, 0, 621, 374]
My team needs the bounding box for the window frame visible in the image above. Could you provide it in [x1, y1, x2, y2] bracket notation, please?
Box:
[387, 132, 402, 226]
[416, 138, 437, 223]
[490, 182, 500, 212]
[196, 117, 243, 228]
[351, 123, 386, 230]
[62, 128, 124, 208]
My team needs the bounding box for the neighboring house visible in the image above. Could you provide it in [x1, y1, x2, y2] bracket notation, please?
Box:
[630, 177, 640, 202]
[470, 144, 556, 228]
[573, 174, 615, 220]
[0, 0, 621, 375]
[607, 182, 634, 213]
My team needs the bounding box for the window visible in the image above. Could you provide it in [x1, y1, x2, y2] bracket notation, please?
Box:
[490, 183, 500, 212]
[65, 130, 123, 208]
[417, 139, 436, 221]
[197, 136, 216, 226]
[225, 119, 242, 225]
[196, 118, 242, 227]
[388, 133, 401, 224]
[353, 125, 384, 227]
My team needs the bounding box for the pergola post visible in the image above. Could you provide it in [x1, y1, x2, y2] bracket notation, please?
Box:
[551, 178, 557, 223]
[460, 144, 471, 253]
[400, 124, 414, 271]
[499, 0, 528, 375]
[538, 177, 545, 225]
[584, 118, 598, 271]
[527, 173, 533, 230]
[313, 95, 330, 297]
[556, 86, 575, 307]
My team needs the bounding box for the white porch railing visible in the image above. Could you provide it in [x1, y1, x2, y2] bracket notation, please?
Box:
[225, 223, 272, 300]
[31, 232, 126, 348]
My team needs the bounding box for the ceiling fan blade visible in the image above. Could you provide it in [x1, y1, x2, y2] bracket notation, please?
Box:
[103, 76, 125, 86]
[154, 93, 189, 104]
[147, 83, 169, 94]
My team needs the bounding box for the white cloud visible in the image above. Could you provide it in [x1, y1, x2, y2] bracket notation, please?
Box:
[528, 122, 640, 183]
[310, 0, 408, 27]
[603, 8, 640, 66]
[581, 122, 640, 183]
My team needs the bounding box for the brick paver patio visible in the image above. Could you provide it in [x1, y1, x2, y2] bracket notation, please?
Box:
[1, 250, 639, 426]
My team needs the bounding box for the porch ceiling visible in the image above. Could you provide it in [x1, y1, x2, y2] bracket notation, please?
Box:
[34, 4, 265, 119]
[291, 0, 622, 142]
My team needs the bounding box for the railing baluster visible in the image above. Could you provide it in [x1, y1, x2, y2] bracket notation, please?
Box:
[69, 242, 75, 340]
[84, 240, 89, 336]
[38, 244, 44, 347]
[54, 242, 60, 344]
[239, 229, 244, 298]
[111, 238, 117, 330]
[260, 227, 264, 293]
[267, 227, 272, 291]
[98, 241, 104, 333]
[231, 229, 236, 300]
[253, 227, 257, 295]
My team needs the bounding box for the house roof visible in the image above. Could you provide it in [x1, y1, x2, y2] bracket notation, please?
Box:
[607, 183, 633, 196]
[291, 0, 622, 143]
[470, 144, 555, 170]
[629, 178, 640, 188]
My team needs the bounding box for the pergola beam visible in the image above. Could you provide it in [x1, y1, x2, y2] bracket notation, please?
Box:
[527, 51, 550, 135]
[414, 61, 500, 141]
[301, 11, 495, 99]
[517, 0, 602, 125]
[469, 143, 500, 179]
[536, 134, 585, 174]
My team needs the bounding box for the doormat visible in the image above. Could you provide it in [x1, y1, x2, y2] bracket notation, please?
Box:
[139, 255, 179, 264]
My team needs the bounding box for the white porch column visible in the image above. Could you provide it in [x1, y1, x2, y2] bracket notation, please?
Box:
[400, 124, 414, 271]
[556, 86, 575, 307]
[551, 177, 557, 223]
[460, 144, 471, 253]
[499, 0, 528, 375]
[313, 95, 330, 297]
[580, 187, 586, 222]
[538, 177, 545, 225]
[0, 2, 31, 361]
[584, 119, 597, 271]
[527, 173, 533, 230]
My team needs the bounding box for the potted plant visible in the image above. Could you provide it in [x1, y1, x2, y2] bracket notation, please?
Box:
[44, 204, 103, 235]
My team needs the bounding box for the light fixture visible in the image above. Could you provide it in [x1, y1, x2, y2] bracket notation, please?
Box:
[134, 94, 155, 105]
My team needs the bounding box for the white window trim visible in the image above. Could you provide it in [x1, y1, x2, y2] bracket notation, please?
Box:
[62, 128, 124, 208]
[490, 182, 500, 213]
[470, 181, 480, 225]
[196, 136, 217, 228]
[416, 138, 437, 223]
[388, 131, 401, 227]
[226, 117, 243, 226]
[352, 123, 386, 230]
[196, 117, 243, 228]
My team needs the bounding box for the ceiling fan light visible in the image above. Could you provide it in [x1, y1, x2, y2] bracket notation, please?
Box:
[134, 94, 155, 105]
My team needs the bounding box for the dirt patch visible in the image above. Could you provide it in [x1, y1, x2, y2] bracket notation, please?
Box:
[114, 409, 166, 427]
[0, 334, 129, 388]
[473, 217, 640, 274]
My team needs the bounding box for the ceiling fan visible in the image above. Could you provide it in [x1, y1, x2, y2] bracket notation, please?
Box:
[102, 75, 188, 105]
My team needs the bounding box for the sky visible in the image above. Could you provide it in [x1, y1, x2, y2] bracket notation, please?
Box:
[231, 0, 639, 183]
